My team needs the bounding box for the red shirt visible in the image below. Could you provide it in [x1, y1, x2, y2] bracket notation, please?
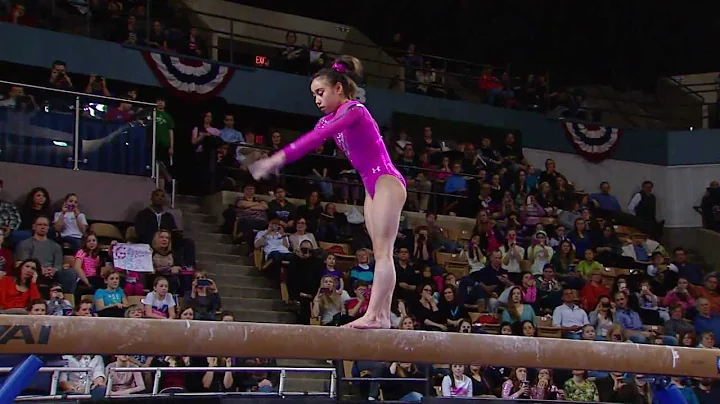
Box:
[0, 276, 40, 310]
[581, 282, 610, 312]
[0, 247, 12, 274]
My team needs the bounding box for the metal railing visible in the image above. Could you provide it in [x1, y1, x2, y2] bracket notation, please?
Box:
[0, 79, 158, 178]
[0, 365, 336, 400]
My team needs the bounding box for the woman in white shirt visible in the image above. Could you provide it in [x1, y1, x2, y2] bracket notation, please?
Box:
[289, 217, 318, 251]
[500, 230, 525, 274]
[461, 235, 486, 273]
[527, 231, 553, 275]
[53, 193, 88, 251]
[441, 364, 473, 397]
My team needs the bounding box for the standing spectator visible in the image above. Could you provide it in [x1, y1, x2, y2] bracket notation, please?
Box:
[552, 289, 589, 339]
[0, 259, 40, 312]
[143, 276, 176, 319]
[59, 355, 107, 399]
[0, 229, 12, 275]
[267, 186, 297, 231]
[105, 355, 145, 396]
[53, 193, 88, 252]
[628, 180, 663, 238]
[134, 189, 176, 244]
[15, 216, 77, 292]
[104, 99, 134, 123]
[219, 113, 244, 144]
[155, 97, 175, 168]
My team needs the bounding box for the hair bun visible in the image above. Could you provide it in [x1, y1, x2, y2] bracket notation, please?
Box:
[335, 55, 363, 79]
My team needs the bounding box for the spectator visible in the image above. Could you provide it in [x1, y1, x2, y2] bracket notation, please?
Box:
[0, 84, 36, 109]
[537, 159, 566, 190]
[461, 250, 511, 312]
[147, 20, 167, 49]
[698, 331, 716, 349]
[501, 286, 536, 325]
[125, 305, 143, 319]
[15, 216, 77, 292]
[311, 275, 348, 326]
[74, 298, 95, 317]
[394, 246, 420, 303]
[694, 297, 720, 347]
[439, 284, 468, 330]
[84, 74, 111, 97]
[295, 191, 323, 234]
[581, 269, 609, 312]
[500, 229, 524, 275]
[552, 289, 589, 339]
[349, 248, 374, 286]
[563, 370, 599, 402]
[219, 113, 244, 144]
[104, 99, 134, 123]
[590, 181, 622, 212]
[442, 364, 472, 397]
[179, 307, 195, 320]
[59, 355, 107, 399]
[267, 186, 297, 231]
[588, 295, 615, 339]
[519, 272, 537, 305]
[94, 270, 128, 318]
[27, 298, 46, 315]
[550, 239, 576, 275]
[52, 193, 88, 251]
[308, 36, 327, 73]
[183, 27, 204, 56]
[143, 276, 176, 319]
[286, 239, 322, 322]
[411, 226, 432, 268]
[567, 217, 592, 257]
[615, 291, 673, 344]
[183, 271, 221, 321]
[47, 283, 73, 316]
[577, 249, 603, 279]
[154, 97, 175, 168]
[234, 184, 269, 249]
[254, 218, 293, 270]
[595, 373, 643, 403]
[527, 231, 553, 275]
[694, 378, 720, 403]
[0, 229, 12, 275]
[373, 362, 425, 402]
[345, 281, 370, 321]
[200, 356, 234, 392]
[536, 264, 563, 313]
[663, 277, 696, 311]
[0, 258, 40, 312]
[105, 355, 145, 396]
[501, 367, 530, 399]
[472, 210, 505, 253]
[134, 189, 177, 245]
[672, 247, 704, 286]
[530, 368, 564, 400]
[395, 144, 432, 212]
[520, 194, 546, 228]
[49, 60, 74, 90]
[11, 187, 53, 245]
[72, 231, 104, 292]
[413, 282, 446, 331]
[689, 274, 720, 313]
[462, 234, 486, 273]
[664, 303, 695, 340]
[288, 217, 318, 252]
[594, 224, 623, 266]
[636, 278, 667, 323]
[151, 229, 189, 294]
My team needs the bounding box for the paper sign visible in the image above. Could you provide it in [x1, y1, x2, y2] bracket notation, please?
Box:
[112, 243, 154, 272]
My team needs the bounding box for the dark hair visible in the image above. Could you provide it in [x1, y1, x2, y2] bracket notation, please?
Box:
[81, 231, 100, 258]
[642, 180, 654, 187]
[311, 55, 363, 99]
[23, 187, 51, 215]
[28, 299, 47, 311]
[220, 310, 235, 320]
[63, 193, 77, 202]
[14, 258, 41, 286]
[52, 60, 66, 67]
[78, 298, 94, 307]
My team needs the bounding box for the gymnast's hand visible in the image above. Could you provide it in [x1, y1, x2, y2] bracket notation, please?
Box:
[248, 152, 286, 180]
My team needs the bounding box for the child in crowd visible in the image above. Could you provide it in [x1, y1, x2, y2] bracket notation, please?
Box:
[28, 299, 47, 315]
[125, 305, 144, 318]
[321, 253, 344, 293]
[94, 270, 129, 317]
[144, 276, 176, 319]
[46, 283, 73, 316]
[698, 331, 718, 349]
[578, 249, 603, 278]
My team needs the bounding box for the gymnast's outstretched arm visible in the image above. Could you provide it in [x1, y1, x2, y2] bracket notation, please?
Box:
[281, 103, 363, 164]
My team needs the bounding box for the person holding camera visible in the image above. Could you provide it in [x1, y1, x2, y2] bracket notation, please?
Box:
[663, 277, 695, 311]
[345, 281, 371, 321]
[183, 271, 221, 321]
[49, 60, 73, 90]
[412, 226, 432, 267]
[0, 85, 36, 109]
[286, 240, 322, 323]
[84, 74, 111, 97]
[53, 193, 88, 252]
[501, 367, 530, 399]
[254, 219, 293, 277]
[311, 275, 348, 326]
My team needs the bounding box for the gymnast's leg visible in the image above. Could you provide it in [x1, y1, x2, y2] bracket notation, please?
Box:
[345, 175, 407, 329]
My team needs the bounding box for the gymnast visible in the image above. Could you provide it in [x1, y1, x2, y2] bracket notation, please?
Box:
[249, 55, 407, 329]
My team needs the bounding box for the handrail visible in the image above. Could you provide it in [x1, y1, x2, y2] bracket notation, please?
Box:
[0, 366, 93, 400]
[667, 76, 707, 103]
[0, 80, 158, 106]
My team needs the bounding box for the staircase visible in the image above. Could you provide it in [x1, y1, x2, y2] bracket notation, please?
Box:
[174, 195, 333, 393]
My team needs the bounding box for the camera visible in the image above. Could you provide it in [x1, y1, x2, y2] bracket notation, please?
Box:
[197, 279, 211, 287]
[417, 233, 426, 242]
[601, 302, 611, 309]
[300, 247, 310, 255]
[320, 287, 332, 295]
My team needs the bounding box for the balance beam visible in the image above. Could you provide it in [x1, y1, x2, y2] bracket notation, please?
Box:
[0, 315, 716, 378]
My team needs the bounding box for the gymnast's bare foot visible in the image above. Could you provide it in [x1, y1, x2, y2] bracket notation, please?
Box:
[343, 314, 391, 329]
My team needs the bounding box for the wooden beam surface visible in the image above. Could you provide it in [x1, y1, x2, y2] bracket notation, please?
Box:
[0, 315, 717, 378]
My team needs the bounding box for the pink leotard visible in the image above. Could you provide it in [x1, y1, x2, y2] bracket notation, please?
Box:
[281, 101, 406, 198]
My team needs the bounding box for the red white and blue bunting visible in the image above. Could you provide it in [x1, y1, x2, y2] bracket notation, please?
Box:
[142, 52, 235, 101]
[562, 122, 623, 162]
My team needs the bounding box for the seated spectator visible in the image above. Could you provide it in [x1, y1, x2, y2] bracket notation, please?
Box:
[459, 250, 510, 312]
[563, 370, 599, 402]
[636, 278, 667, 324]
[442, 364, 472, 397]
[289, 217, 318, 252]
[394, 247, 420, 303]
[520, 194, 546, 228]
[15, 216, 77, 292]
[152, 229, 189, 294]
[345, 281, 370, 321]
[567, 217, 592, 257]
[413, 282, 447, 331]
[590, 181, 622, 212]
[519, 272, 537, 306]
[295, 191, 323, 234]
[588, 295, 615, 339]
[672, 247, 704, 286]
[144, 276, 176, 319]
[183, 271, 221, 321]
[580, 270, 609, 312]
[663, 277, 695, 311]
[501, 367, 530, 399]
[105, 355, 145, 396]
[0, 228, 11, 275]
[647, 251, 678, 288]
[0, 259, 40, 312]
[373, 362, 425, 401]
[664, 303, 695, 340]
[254, 219, 293, 275]
[595, 372, 644, 403]
[125, 305, 144, 319]
[149, 356, 188, 393]
[311, 275, 348, 326]
[502, 286, 536, 326]
[27, 298, 46, 315]
[74, 298, 95, 317]
[235, 357, 279, 393]
[267, 186, 297, 231]
[689, 274, 720, 313]
[550, 240, 576, 275]
[11, 187, 53, 246]
[615, 291, 675, 344]
[694, 297, 720, 347]
[439, 284, 468, 330]
[73, 231, 104, 292]
[135, 189, 195, 267]
[697, 331, 717, 349]
[47, 283, 73, 316]
[578, 249, 603, 278]
[179, 307, 195, 320]
[52, 193, 88, 252]
[530, 368, 564, 400]
[621, 235, 661, 264]
[200, 357, 235, 392]
[59, 355, 107, 399]
[349, 248, 374, 286]
[593, 224, 623, 266]
[552, 289, 589, 339]
[462, 234, 486, 273]
[536, 264, 563, 313]
[316, 203, 349, 243]
[527, 231, 553, 275]
[94, 270, 128, 318]
[233, 184, 269, 249]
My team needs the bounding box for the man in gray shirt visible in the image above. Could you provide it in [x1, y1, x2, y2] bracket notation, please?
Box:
[15, 216, 77, 293]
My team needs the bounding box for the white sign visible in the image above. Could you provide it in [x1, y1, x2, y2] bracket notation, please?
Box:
[112, 243, 154, 273]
